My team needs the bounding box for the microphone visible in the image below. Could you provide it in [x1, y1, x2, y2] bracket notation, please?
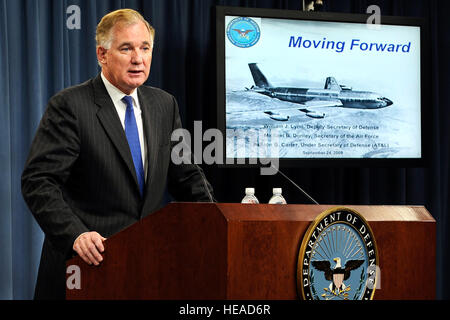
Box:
[197, 166, 215, 203]
[270, 164, 321, 206]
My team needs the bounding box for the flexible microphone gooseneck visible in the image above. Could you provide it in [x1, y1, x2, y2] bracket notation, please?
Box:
[271, 164, 321, 206]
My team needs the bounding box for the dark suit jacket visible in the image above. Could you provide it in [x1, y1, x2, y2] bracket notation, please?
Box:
[21, 74, 215, 300]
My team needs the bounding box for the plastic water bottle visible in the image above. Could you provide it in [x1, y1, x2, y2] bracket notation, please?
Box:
[241, 188, 259, 204]
[268, 188, 287, 204]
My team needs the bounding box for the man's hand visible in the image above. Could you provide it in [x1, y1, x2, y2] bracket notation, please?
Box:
[73, 232, 106, 266]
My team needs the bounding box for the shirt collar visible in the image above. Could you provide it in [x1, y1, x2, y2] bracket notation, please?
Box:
[101, 72, 139, 107]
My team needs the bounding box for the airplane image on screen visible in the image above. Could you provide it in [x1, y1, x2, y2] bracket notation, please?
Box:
[246, 63, 393, 120]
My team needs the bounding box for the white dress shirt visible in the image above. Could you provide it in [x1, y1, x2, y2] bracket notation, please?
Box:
[101, 73, 148, 181]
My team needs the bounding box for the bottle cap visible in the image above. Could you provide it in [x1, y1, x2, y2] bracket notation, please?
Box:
[273, 188, 282, 194]
[245, 188, 255, 195]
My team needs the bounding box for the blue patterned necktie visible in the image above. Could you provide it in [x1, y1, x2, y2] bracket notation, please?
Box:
[122, 96, 145, 197]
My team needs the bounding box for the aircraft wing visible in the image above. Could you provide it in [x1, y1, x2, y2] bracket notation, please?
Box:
[263, 99, 342, 120]
[227, 99, 343, 121]
[297, 99, 343, 119]
[302, 99, 343, 108]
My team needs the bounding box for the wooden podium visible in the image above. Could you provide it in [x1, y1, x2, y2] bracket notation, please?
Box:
[66, 203, 435, 300]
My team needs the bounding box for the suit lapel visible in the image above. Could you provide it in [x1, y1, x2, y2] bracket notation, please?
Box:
[93, 75, 140, 192]
[138, 87, 160, 201]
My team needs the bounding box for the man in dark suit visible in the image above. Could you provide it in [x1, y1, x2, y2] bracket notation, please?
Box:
[21, 9, 214, 300]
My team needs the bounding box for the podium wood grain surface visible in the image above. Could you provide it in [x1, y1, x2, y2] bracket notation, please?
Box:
[66, 203, 435, 300]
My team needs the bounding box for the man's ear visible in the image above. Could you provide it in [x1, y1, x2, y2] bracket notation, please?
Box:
[96, 46, 107, 65]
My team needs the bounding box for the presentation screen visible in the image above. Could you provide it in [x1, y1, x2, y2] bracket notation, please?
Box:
[216, 6, 427, 167]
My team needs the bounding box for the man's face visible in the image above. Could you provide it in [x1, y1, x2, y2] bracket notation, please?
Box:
[98, 21, 153, 94]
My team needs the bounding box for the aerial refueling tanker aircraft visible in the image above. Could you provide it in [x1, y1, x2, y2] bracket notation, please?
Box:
[246, 63, 393, 120]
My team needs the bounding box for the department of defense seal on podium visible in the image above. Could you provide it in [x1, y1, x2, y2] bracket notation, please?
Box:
[297, 207, 379, 300]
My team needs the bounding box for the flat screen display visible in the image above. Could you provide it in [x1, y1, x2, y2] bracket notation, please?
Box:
[216, 6, 427, 167]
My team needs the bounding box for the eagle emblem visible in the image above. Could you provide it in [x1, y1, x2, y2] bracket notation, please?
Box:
[297, 207, 379, 300]
[312, 257, 364, 298]
[232, 28, 254, 39]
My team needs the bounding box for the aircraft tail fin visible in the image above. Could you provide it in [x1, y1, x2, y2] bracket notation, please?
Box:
[324, 77, 342, 92]
[249, 63, 272, 88]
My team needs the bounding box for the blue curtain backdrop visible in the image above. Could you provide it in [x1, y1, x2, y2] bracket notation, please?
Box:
[0, 0, 449, 299]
